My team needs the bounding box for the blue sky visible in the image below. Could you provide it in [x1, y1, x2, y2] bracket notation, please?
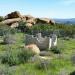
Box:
[0, 0, 75, 18]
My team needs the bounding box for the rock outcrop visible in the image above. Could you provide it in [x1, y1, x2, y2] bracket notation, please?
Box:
[25, 33, 57, 50]
[5, 11, 22, 19]
[0, 11, 55, 28]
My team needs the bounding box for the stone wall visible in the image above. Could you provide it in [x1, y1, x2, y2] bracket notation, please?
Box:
[25, 33, 57, 50]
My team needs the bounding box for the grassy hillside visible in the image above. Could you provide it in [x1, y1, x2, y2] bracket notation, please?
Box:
[0, 32, 75, 75]
[0, 23, 75, 75]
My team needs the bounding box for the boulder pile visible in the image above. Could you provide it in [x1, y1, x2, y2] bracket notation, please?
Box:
[0, 11, 55, 28]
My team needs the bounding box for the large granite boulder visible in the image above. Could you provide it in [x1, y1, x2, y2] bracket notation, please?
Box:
[0, 18, 21, 25]
[49, 19, 55, 25]
[36, 18, 55, 25]
[26, 23, 33, 27]
[10, 22, 19, 28]
[5, 11, 22, 19]
[25, 15, 34, 20]
[25, 44, 40, 55]
[26, 18, 36, 25]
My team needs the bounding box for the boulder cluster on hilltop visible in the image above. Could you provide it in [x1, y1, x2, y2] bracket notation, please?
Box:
[0, 11, 55, 28]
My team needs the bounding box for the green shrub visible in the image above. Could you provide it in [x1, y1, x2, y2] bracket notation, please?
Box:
[3, 34, 16, 44]
[36, 60, 50, 70]
[0, 47, 35, 66]
[0, 16, 4, 22]
[0, 24, 9, 36]
[50, 47, 61, 54]
[18, 21, 29, 32]
[0, 65, 9, 75]
[35, 57, 72, 75]
[28, 23, 75, 38]
[0, 24, 17, 36]
[70, 71, 75, 75]
[63, 37, 70, 40]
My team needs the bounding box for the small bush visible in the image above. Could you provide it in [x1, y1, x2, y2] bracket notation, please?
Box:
[50, 47, 61, 54]
[36, 60, 50, 70]
[70, 71, 75, 75]
[0, 47, 35, 66]
[63, 37, 70, 40]
[18, 21, 29, 32]
[0, 24, 17, 36]
[0, 65, 9, 75]
[0, 16, 4, 22]
[3, 34, 16, 44]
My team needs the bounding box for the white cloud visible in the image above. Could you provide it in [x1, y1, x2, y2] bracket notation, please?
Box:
[62, 0, 75, 5]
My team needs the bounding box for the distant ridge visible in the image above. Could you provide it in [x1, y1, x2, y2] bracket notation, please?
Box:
[54, 18, 75, 24]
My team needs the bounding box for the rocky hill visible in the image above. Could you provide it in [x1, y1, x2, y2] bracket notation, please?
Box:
[0, 11, 55, 28]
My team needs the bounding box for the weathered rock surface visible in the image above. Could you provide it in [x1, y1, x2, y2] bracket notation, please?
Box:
[25, 33, 57, 50]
